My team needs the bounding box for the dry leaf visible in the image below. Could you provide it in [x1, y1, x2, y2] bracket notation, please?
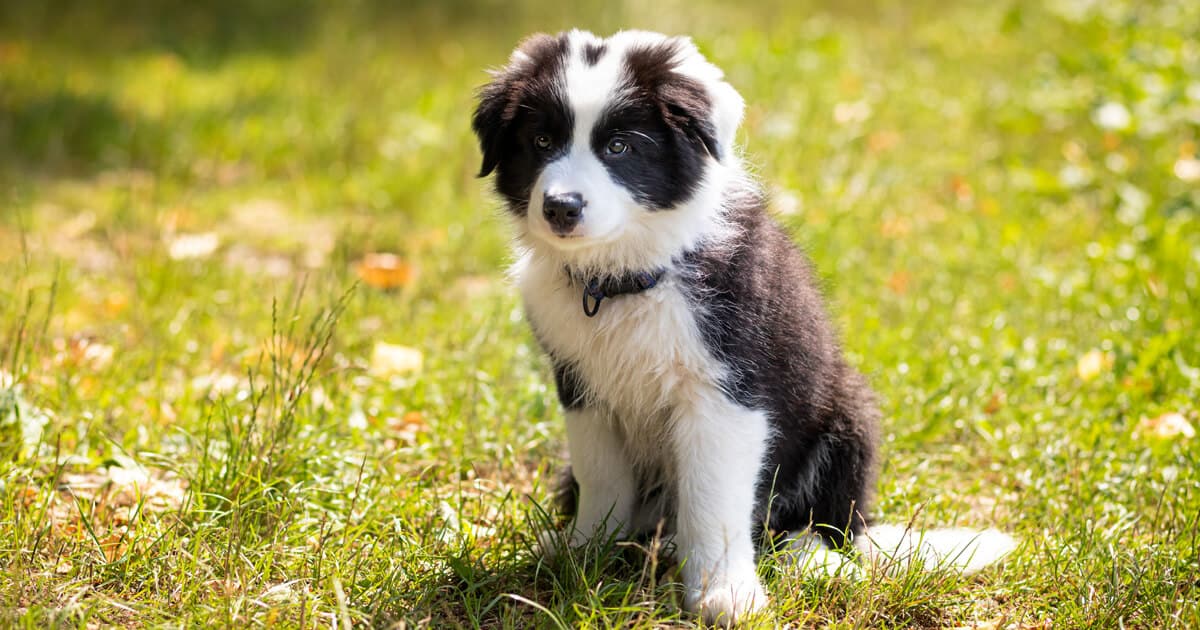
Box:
[168, 232, 220, 260]
[401, 410, 426, 428]
[356, 253, 414, 290]
[51, 336, 115, 370]
[18, 486, 39, 507]
[887, 271, 911, 295]
[385, 410, 427, 445]
[369, 342, 423, 378]
[950, 175, 974, 203]
[1137, 412, 1195, 440]
[1076, 349, 1111, 381]
[100, 532, 126, 562]
[867, 130, 901, 154]
[984, 391, 1006, 415]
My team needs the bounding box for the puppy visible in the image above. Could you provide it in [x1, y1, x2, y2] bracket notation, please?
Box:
[472, 30, 1012, 625]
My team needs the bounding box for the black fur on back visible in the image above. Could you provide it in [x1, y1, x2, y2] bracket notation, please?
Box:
[679, 189, 879, 549]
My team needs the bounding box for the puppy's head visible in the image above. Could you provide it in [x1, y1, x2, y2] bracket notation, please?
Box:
[472, 30, 744, 268]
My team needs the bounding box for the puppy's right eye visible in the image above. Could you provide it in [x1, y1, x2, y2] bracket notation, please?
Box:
[533, 134, 553, 150]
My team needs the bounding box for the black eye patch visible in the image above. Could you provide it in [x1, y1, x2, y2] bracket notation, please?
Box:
[490, 98, 573, 210]
[590, 101, 707, 210]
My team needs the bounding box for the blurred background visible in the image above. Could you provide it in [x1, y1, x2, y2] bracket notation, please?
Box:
[1, 0, 1198, 626]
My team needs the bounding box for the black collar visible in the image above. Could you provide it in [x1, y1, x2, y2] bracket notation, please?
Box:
[566, 267, 666, 317]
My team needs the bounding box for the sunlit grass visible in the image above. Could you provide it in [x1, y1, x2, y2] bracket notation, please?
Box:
[1, 0, 1198, 627]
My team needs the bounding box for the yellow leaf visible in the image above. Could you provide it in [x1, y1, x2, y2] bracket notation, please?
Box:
[370, 342, 423, 378]
[1076, 349, 1110, 381]
[356, 252, 414, 290]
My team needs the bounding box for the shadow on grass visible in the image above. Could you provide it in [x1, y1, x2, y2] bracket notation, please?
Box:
[372, 532, 680, 627]
[0, 90, 165, 180]
[0, 0, 320, 64]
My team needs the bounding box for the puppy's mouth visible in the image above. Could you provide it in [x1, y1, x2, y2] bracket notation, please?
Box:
[549, 227, 585, 239]
[531, 223, 621, 251]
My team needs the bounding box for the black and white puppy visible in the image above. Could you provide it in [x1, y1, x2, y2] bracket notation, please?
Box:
[473, 30, 1013, 625]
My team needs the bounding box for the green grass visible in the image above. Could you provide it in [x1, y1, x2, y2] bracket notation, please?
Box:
[2, 0, 1199, 627]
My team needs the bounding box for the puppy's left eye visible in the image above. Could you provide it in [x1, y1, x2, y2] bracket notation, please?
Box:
[605, 138, 629, 156]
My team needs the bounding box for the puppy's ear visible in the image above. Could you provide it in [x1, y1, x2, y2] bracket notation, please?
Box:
[659, 78, 724, 161]
[626, 35, 744, 163]
[472, 33, 563, 178]
[471, 74, 512, 178]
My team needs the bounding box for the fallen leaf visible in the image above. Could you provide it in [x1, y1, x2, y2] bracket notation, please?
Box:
[167, 232, 220, 260]
[384, 410, 427, 444]
[401, 410, 426, 428]
[984, 391, 1006, 415]
[1076, 349, 1111, 382]
[100, 532, 126, 562]
[867, 130, 901, 154]
[887, 271, 911, 295]
[356, 253, 414, 290]
[369, 342, 423, 378]
[18, 486, 39, 507]
[950, 175, 974, 203]
[1137, 412, 1195, 440]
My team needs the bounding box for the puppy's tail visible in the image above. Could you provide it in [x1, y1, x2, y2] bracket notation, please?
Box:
[855, 524, 1017, 575]
[782, 524, 1016, 578]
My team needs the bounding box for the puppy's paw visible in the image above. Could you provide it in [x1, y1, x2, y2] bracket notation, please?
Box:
[685, 573, 768, 627]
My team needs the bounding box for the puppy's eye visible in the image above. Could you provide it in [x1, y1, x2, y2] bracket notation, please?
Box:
[534, 134, 552, 150]
[605, 138, 629, 155]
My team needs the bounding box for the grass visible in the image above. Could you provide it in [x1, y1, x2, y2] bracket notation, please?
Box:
[1, 0, 1198, 627]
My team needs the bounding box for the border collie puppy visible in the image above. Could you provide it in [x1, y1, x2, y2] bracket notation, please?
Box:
[472, 29, 1013, 625]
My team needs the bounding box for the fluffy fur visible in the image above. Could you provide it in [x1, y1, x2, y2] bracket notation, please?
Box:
[473, 29, 1014, 626]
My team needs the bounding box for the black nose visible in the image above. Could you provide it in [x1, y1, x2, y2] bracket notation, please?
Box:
[542, 192, 586, 233]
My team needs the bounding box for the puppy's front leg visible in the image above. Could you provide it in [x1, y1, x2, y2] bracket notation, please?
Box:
[563, 406, 636, 548]
[673, 395, 770, 626]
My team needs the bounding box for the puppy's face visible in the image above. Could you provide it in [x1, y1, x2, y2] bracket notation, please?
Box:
[473, 30, 744, 261]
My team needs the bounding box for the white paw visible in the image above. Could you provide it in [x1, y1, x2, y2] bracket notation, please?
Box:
[685, 573, 768, 627]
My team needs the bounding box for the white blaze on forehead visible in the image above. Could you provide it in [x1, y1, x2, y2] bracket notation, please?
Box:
[559, 29, 745, 160]
[562, 29, 634, 157]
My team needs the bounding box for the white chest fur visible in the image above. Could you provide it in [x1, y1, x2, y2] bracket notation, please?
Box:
[515, 254, 726, 433]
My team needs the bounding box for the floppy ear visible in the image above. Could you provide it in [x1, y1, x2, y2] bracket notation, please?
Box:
[472, 33, 562, 178]
[471, 75, 512, 178]
[625, 35, 744, 163]
[659, 78, 724, 161]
